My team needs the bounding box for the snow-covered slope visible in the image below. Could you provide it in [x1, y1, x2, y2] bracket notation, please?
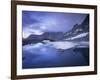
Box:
[64, 32, 89, 40]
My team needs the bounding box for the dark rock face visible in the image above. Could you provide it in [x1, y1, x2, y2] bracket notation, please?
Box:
[63, 15, 89, 40]
[23, 32, 64, 45]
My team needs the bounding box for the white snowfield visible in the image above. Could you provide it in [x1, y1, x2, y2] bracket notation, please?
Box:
[46, 41, 89, 50]
[23, 32, 89, 51]
[42, 32, 89, 50]
[23, 41, 89, 51]
[64, 32, 89, 40]
[49, 41, 77, 49]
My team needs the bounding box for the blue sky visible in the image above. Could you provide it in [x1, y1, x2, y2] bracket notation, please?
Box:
[22, 11, 88, 38]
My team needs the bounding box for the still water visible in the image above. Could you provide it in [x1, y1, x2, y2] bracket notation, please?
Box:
[22, 42, 89, 69]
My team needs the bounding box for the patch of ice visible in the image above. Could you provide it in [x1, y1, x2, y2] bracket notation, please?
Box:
[23, 43, 43, 50]
[48, 41, 78, 50]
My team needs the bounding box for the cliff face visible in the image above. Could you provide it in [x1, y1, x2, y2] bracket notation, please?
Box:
[63, 15, 89, 41]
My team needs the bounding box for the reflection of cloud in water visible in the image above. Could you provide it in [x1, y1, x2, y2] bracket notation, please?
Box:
[23, 42, 59, 55]
[40, 48, 47, 52]
[22, 41, 89, 69]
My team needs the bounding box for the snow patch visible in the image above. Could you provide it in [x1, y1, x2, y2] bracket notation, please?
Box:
[65, 32, 89, 40]
[44, 41, 89, 50]
[47, 41, 78, 50]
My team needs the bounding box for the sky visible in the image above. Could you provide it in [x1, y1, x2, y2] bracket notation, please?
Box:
[22, 11, 88, 38]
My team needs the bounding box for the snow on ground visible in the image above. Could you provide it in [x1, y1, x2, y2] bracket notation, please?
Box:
[43, 41, 89, 50]
[49, 41, 77, 50]
[23, 40, 89, 52]
[64, 32, 89, 40]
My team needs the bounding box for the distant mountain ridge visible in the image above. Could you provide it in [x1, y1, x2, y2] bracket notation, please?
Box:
[63, 15, 89, 38]
[23, 15, 89, 45]
[63, 15, 89, 41]
[23, 32, 64, 45]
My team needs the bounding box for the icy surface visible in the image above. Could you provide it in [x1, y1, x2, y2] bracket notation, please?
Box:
[43, 41, 89, 50]
[23, 40, 89, 51]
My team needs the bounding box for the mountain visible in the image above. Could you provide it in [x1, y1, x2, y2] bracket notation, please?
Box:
[23, 32, 64, 45]
[63, 15, 89, 41]
[23, 15, 89, 45]
[64, 32, 89, 41]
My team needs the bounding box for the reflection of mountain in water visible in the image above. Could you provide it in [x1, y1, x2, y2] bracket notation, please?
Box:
[22, 15, 90, 69]
[22, 43, 89, 69]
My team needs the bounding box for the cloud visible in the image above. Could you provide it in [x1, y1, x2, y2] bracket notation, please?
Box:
[22, 11, 88, 37]
[23, 26, 44, 39]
